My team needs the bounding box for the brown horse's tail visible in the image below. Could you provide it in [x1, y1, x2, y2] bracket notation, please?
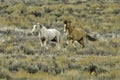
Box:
[86, 34, 97, 41]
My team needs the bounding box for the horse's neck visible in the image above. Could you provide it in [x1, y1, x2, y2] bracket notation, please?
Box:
[68, 25, 74, 34]
[39, 26, 48, 36]
[41, 26, 47, 32]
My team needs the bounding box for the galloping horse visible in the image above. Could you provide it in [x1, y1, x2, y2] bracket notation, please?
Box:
[64, 20, 96, 49]
[32, 23, 61, 49]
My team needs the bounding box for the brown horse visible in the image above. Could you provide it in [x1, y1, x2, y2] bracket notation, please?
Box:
[64, 20, 96, 49]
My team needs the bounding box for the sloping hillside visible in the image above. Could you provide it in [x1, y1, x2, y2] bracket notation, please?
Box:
[0, 0, 120, 80]
[0, 0, 120, 32]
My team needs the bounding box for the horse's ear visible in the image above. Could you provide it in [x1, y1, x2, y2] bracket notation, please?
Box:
[33, 22, 36, 25]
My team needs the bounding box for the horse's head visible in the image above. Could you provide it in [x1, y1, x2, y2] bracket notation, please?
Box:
[64, 20, 71, 33]
[31, 23, 43, 35]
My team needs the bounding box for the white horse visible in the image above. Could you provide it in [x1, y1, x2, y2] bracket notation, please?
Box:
[31, 23, 61, 49]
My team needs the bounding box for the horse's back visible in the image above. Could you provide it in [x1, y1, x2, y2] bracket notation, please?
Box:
[77, 28, 86, 35]
[49, 29, 60, 35]
[47, 29, 61, 40]
[71, 28, 86, 40]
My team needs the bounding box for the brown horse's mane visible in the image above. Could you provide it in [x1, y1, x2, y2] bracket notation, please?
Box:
[64, 20, 74, 35]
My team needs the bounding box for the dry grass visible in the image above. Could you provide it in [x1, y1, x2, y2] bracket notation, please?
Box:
[0, 0, 120, 32]
[0, 0, 120, 80]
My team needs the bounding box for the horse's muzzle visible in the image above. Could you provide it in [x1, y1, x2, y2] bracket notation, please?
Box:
[31, 31, 35, 35]
[32, 31, 35, 34]
[32, 31, 39, 36]
[31, 30, 35, 34]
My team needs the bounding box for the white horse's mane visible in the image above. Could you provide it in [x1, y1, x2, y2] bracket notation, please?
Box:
[39, 24, 48, 36]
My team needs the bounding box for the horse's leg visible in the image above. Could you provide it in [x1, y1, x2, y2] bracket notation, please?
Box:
[72, 40, 76, 48]
[65, 39, 72, 47]
[43, 39, 48, 50]
[56, 36, 61, 50]
[65, 36, 69, 45]
[70, 40, 76, 50]
[38, 37, 43, 47]
[83, 37, 86, 48]
[78, 38, 85, 49]
[66, 40, 69, 45]
[66, 37, 73, 45]
[84, 36, 87, 48]
[40, 41, 43, 47]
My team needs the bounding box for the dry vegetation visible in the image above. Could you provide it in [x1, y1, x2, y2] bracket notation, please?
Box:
[0, 0, 120, 80]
